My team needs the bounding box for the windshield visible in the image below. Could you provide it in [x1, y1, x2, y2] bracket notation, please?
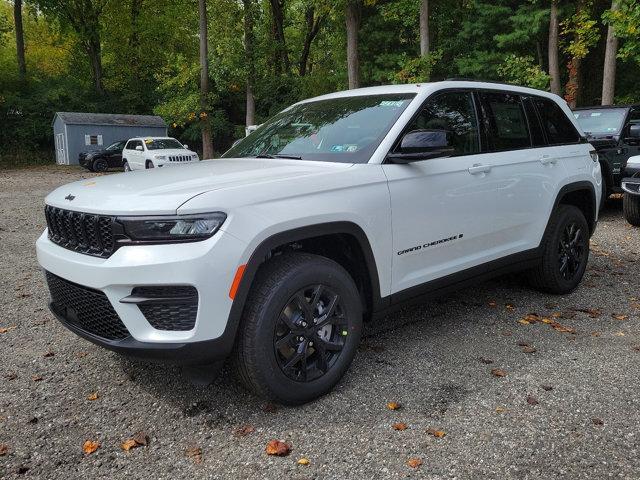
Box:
[145, 138, 184, 150]
[574, 108, 627, 135]
[106, 141, 125, 151]
[222, 93, 416, 163]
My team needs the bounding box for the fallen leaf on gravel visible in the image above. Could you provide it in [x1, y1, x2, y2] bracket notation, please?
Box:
[5, 373, 17, 380]
[265, 440, 291, 456]
[505, 304, 515, 311]
[518, 319, 531, 325]
[592, 418, 604, 426]
[386, 401, 401, 410]
[0, 326, 16, 334]
[550, 322, 576, 334]
[488, 301, 497, 307]
[541, 385, 553, 391]
[132, 432, 149, 446]
[75, 352, 88, 358]
[522, 346, 536, 354]
[0, 444, 8, 456]
[517, 341, 529, 347]
[591, 332, 601, 337]
[262, 403, 278, 413]
[495, 407, 507, 413]
[526, 396, 539, 406]
[121, 439, 139, 451]
[407, 458, 423, 468]
[614, 331, 625, 337]
[491, 368, 507, 378]
[43, 351, 54, 358]
[234, 425, 255, 437]
[479, 357, 494, 364]
[392, 422, 408, 431]
[87, 392, 99, 401]
[426, 428, 446, 438]
[31, 375, 43, 382]
[297, 458, 310, 465]
[612, 314, 629, 321]
[82, 440, 100, 455]
[571, 308, 602, 318]
[185, 446, 202, 463]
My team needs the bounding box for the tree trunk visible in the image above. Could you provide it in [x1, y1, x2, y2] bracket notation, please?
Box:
[269, 0, 289, 75]
[129, 0, 143, 85]
[14, 0, 26, 82]
[565, 57, 581, 108]
[419, 0, 429, 56]
[548, 0, 561, 95]
[345, 0, 360, 89]
[299, 6, 324, 76]
[199, 0, 214, 158]
[243, 0, 255, 127]
[601, 0, 619, 105]
[86, 34, 104, 95]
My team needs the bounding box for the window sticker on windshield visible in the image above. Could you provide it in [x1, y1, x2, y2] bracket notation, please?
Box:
[379, 100, 405, 107]
[345, 144, 358, 152]
[590, 113, 602, 117]
[330, 145, 345, 152]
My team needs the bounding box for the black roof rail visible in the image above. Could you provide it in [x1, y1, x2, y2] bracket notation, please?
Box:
[574, 104, 640, 110]
[444, 77, 527, 88]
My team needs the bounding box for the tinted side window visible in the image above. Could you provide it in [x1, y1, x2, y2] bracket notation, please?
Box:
[125, 140, 135, 150]
[534, 97, 581, 145]
[522, 97, 546, 147]
[403, 91, 480, 156]
[478, 92, 530, 151]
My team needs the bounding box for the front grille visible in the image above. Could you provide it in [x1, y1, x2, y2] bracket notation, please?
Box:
[169, 155, 192, 162]
[132, 286, 198, 331]
[46, 271, 130, 341]
[45, 205, 115, 258]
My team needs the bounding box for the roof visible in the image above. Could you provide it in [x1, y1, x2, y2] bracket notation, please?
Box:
[574, 104, 639, 111]
[54, 112, 166, 128]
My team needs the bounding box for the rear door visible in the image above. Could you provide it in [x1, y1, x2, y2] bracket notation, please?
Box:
[474, 91, 562, 251]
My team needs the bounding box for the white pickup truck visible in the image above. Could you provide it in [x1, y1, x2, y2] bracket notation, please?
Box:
[37, 81, 601, 404]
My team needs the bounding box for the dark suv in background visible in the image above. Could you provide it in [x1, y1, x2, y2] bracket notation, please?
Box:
[79, 140, 127, 172]
[574, 105, 640, 201]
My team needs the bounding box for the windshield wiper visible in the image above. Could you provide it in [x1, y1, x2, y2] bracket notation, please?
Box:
[255, 153, 303, 160]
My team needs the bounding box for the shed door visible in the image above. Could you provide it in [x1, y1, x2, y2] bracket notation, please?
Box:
[55, 133, 66, 165]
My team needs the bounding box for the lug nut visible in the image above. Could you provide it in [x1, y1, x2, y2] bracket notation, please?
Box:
[309, 341, 314, 347]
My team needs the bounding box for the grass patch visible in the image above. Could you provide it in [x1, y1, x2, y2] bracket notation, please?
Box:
[0, 150, 54, 170]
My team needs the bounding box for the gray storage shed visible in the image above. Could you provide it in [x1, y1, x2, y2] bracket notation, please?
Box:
[52, 112, 167, 165]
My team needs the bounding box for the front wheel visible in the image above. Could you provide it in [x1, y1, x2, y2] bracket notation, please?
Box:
[232, 253, 363, 405]
[145, 160, 154, 169]
[92, 158, 108, 172]
[123, 161, 131, 172]
[528, 205, 589, 294]
[623, 193, 640, 226]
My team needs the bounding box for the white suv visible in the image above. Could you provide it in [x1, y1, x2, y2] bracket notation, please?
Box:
[37, 81, 601, 404]
[122, 137, 199, 170]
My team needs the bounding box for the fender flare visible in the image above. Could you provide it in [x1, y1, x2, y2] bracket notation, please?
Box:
[215, 222, 384, 358]
[545, 181, 597, 237]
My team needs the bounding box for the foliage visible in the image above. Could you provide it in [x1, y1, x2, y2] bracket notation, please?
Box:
[603, 0, 640, 63]
[497, 54, 551, 89]
[561, 3, 600, 60]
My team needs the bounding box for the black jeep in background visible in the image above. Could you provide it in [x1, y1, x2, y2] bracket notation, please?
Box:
[574, 105, 640, 201]
[78, 140, 127, 172]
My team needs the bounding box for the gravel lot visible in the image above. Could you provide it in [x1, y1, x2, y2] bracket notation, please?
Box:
[1, 165, 639, 479]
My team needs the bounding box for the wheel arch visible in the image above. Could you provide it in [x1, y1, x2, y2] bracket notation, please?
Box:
[551, 181, 597, 236]
[218, 222, 384, 358]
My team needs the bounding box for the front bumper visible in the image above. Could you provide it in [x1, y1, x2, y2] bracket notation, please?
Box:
[36, 228, 248, 364]
[622, 177, 640, 196]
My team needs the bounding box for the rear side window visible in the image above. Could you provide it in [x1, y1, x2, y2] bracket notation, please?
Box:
[403, 91, 480, 156]
[478, 92, 530, 151]
[522, 97, 546, 147]
[533, 97, 581, 145]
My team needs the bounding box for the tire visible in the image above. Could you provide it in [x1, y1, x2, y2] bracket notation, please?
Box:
[146, 160, 154, 169]
[92, 158, 108, 172]
[123, 161, 131, 172]
[623, 193, 640, 226]
[232, 253, 363, 405]
[528, 205, 590, 294]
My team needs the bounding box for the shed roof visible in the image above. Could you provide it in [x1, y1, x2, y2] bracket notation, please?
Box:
[54, 112, 166, 127]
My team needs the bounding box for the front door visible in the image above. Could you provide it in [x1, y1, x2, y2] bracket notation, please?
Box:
[383, 90, 508, 295]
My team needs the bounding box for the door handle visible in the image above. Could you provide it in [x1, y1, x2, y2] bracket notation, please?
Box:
[468, 163, 492, 175]
[540, 155, 557, 165]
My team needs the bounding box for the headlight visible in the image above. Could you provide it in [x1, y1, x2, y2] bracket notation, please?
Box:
[590, 150, 598, 162]
[155, 155, 167, 160]
[117, 212, 226, 242]
[191, 154, 199, 159]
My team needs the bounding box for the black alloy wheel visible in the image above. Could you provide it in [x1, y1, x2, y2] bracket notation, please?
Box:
[93, 158, 108, 172]
[274, 285, 349, 382]
[557, 222, 586, 281]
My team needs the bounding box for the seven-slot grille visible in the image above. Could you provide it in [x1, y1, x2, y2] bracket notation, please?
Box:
[169, 155, 193, 162]
[46, 271, 130, 341]
[44, 205, 115, 258]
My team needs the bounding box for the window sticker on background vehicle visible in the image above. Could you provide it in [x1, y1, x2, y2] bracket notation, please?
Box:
[330, 145, 345, 152]
[330, 144, 359, 152]
[145, 138, 153, 144]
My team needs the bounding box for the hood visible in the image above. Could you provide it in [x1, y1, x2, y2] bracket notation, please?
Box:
[45, 157, 352, 215]
[585, 133, 619, 150]
[149, 148, 196, 156]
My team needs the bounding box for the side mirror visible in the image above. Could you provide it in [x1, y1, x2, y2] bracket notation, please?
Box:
[627, 124, 640, 140]
[135, 145, 143, 151]
[183, 144, 189, 149]
[387, 129, 454, 163]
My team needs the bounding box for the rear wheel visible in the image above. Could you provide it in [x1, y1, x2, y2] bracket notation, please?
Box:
[232, 253, 363, 405]
[623, 193, 640, 226]
[528, 205, 589, 294]
[92, 158, 108, 172]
